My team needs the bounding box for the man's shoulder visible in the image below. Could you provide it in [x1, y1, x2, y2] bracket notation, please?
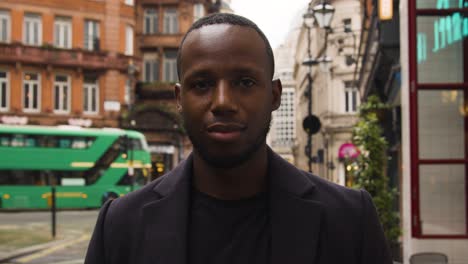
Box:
[105, 175, 167, 216]
[302, 171, 365, 209]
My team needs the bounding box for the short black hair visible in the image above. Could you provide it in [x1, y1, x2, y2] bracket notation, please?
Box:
[176, 13, 275, 80]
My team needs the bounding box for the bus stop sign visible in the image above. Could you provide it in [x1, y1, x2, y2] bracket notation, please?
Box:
[302, 114, 321, 135]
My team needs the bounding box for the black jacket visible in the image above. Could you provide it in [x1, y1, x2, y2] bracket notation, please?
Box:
[85, 149, 392, 264]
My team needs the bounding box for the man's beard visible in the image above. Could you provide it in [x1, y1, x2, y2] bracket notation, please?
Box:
[184, 116, 271, 169]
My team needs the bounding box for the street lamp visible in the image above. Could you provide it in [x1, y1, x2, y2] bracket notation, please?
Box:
[312, 1, 335, 30]
[301, 0, 335, 173]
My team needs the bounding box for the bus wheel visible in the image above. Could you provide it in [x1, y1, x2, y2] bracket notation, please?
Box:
[102, 192, 118, 205]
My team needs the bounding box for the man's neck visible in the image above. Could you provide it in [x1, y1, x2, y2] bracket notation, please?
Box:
[192, 145, 269, 200]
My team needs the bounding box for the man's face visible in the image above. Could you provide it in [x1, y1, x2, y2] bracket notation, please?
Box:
[176, 24, 281, 168]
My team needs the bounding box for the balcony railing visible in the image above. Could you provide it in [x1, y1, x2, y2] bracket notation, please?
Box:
[0, 42, 139, 71]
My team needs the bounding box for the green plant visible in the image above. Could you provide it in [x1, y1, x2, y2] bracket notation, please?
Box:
[351, 95, 401, 245]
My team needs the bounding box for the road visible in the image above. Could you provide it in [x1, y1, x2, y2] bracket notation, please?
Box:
[0, 210, 99, 264]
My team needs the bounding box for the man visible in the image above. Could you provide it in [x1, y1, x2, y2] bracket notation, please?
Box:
[85, 13, 392, 264]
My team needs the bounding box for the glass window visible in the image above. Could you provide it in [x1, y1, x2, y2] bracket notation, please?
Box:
[344, 81, 359, 113]
[124, 0, 134, 6]
[54, 74, 70, 113]
[54, 17, 72, 49]
[144, 9, 158, 34]
[418, 90, 464, 159]
[419, 164, 466, 235]
[23, 13, 42, 46]
[272, 87, 295, 147]
[0, 134, 10, 146]
[84, 20, 99, 51]
[83, 75, 99, 114]
[125, 25, 133, 55]
[0, 10, 10, 43]
[144, 57, 159, 82]
[125, 79, 131, 104]
[417, 0, 467, 9]
[23, 72, 40, 112]
[416, 15, 464, 83]
[0, 70, 8, 111]
[163, 9, 178, 34]
[163, 50, 177, 82]
[193, 3, 205, 22]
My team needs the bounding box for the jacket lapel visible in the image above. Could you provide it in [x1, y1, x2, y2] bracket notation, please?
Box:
[269, 150, 324, 264]
[135, 155, 193, 264]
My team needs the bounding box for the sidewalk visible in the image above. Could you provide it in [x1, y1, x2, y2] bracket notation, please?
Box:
[0, 210, 98, 263]
[0, 237, 76, 263]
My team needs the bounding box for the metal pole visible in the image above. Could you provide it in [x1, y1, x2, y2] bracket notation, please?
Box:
[51, 185, 56, 238]
[306, 25, 313, 173]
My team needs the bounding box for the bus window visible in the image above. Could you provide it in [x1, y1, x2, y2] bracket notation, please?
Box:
[0, 134, 10, 147]
[72, 137, 94, 149]
[11, 134, 25, 147]
[0, 170, 50, 185]
[117, 169, 148, 186]
[130, 139, 142, 150]
[59, 138, 72, 148]
[45, 136, 58, 148]
[24, 136, 37, 147]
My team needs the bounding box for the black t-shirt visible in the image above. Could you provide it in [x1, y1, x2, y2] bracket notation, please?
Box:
[189, 189, 270, 264]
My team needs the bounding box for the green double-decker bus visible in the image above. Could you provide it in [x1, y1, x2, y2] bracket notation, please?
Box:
[0, 125, 152, 209]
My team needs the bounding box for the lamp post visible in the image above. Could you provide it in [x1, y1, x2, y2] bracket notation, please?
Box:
[127, 60, 137, 190]
[127, 59, 137, 127]
[302, 0, 335, 173]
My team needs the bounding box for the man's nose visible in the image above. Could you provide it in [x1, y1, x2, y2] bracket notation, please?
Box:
[211, 80, 237, 115]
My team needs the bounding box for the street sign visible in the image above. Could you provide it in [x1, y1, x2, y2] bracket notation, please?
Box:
[302, 114, 321, 135]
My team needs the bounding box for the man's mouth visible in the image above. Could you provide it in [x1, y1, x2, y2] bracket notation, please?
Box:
[206, 123, 246, 142]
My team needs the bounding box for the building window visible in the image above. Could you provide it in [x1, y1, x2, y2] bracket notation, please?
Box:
[125, 25, 133, 55]
[124, 0, 134, 6]
[23, 73, 40, 112]
[344, 81, 359, 113]
[0, 71, 8, 111]
[272, 87, 295, 147]
[54, 17, 72, 49]
[0, 10, 11, 43]
[124, 78, 131, 104]
[163, 9, 178, 34]
[411, 1, 468, 238]
[144, 9, 158, 34]
[23, 13, 42, 46]
[163, 51, 177, 82]
[83, 75, 99, 114]
[84, 20, 99, 51]
[193, 3, 205, 22]
[144, 54, 159, 82]
[53, 74, 70, 113]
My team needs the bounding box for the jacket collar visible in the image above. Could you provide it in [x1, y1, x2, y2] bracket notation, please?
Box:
[268, 149, 324, 264]
[137, 148, 324, 264]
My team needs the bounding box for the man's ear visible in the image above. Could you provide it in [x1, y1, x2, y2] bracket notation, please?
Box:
[271, 79, 282, 111]
[175, 83, 182, 112]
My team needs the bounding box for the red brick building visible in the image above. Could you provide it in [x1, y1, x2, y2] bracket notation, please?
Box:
[0, 0, 138, 128]
[126, 0, 220, 178]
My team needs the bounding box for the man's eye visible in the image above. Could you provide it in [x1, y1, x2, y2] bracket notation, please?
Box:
[192, 81, 210, 91]
[236, 78, 256, 88]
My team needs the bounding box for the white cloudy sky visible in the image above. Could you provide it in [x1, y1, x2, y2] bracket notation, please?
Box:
[230, 0, 310, 49]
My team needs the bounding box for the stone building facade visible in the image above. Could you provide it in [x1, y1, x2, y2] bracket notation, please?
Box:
[293, 0, 362, 184]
